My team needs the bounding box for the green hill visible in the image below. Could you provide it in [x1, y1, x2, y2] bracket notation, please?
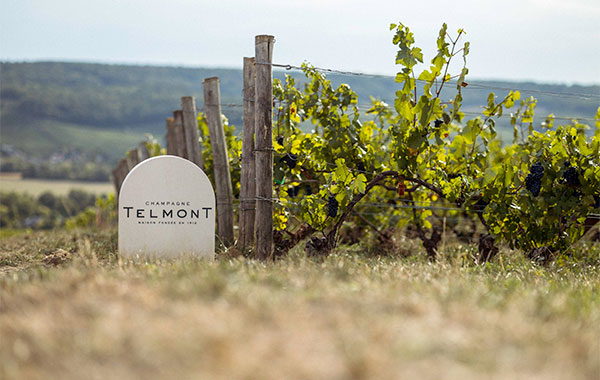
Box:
[1, 61, 598, 165]
[1, 62, 245, 160]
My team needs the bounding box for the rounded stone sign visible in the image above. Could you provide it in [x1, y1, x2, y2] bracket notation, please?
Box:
[118, 155, 215, 258]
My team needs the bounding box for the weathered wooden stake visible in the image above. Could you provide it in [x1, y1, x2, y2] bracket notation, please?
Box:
[203, 77, 234, 247]
[113, 158, 129, 194]
[172, 110, 187, 158]
[111, 168, 121, 194]
[181, 97, 203, 168]
[126, 148, 141, 171]
[139, 141, 150, 161]
[239, 57, 256, 252]
[254, 35, 275, 260]
[119, 158, 129, 180]
[166, 117, 177, 155]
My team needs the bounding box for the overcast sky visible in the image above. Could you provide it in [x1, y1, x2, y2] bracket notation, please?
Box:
[1, 0, 599, 85]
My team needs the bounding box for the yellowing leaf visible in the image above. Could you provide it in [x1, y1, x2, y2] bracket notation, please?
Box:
[360, 121, 374, 142]
[290, 138, 302, 154]
[290, 102, 300, 123]
[352, 173, 367, 194]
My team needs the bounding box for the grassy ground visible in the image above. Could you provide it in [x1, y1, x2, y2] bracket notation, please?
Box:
[0, 229, 599, 380]
[0, 178, 113, 196]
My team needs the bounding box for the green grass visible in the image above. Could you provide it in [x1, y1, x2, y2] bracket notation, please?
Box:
[0, 178, 113, 196]
[1, 117, 151, 159]
[0, 228, 32, 240]
[0, 229, 598, 380]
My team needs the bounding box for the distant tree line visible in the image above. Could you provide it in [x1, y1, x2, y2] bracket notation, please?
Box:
[0, 190, 99, 229]
[1, 156, 111, 181]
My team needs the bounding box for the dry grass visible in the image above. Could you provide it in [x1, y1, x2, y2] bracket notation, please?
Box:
[0, 230, 599, 380]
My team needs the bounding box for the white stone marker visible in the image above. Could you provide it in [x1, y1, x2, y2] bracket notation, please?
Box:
[118, 155, 215, 259]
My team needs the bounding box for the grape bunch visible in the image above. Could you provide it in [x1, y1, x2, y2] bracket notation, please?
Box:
[287, 186, 300, 198]
[474, 197, 489, 209]
[356, 161, 366, 173]
[281, 153, 299, 169]
[276, 135, 284, 145]
[562, 165, 581, 186]
[327, 195, 339, 217]
[525, 162, 544, 197]
[434, 119, 443, 128]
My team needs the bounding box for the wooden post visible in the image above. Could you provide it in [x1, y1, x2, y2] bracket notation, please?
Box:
[126, 148, 141, 171]
[113, 158, 129, 195]
[203, 77, 234, 247]
[166, 117, 177, 155]
[173, 110, 187, 158]
[254, 35, 275, 260]
[239, 57, 256, 252]
[111, 168, 120, 194]
[119, 158, 129, 192]
[119, 158, 129, 181]
[181, 97, 203, 168]
[139, 141, 150, 161]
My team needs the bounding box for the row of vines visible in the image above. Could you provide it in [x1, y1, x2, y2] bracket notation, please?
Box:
[197, 23, 599, 262]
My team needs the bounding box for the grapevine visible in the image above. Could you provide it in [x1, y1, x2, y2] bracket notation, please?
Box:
[211, 22, 600, 261]
[266, 23, 600, 261]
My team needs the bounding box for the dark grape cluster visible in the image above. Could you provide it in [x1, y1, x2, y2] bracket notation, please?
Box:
[281, 153, 299, 169]
[287, 186, 300, 198]
[594, 195, 600, 209]
[525, 162, 544, 197]
[327, 195, 339, 217]
[434, 119, 443, 128]
[276, 135, 284, 145]
[562, 165, 581, 186]
[356, 161, 366, 173]
[474, 197, 489, 209]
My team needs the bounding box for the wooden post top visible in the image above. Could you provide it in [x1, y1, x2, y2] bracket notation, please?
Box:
[181, 96, 195, 105]
[255, 35, 274, 42]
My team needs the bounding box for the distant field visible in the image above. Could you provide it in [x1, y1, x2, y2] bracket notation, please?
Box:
[0, 178, 113, 196]
[1, 116, 149, 159]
